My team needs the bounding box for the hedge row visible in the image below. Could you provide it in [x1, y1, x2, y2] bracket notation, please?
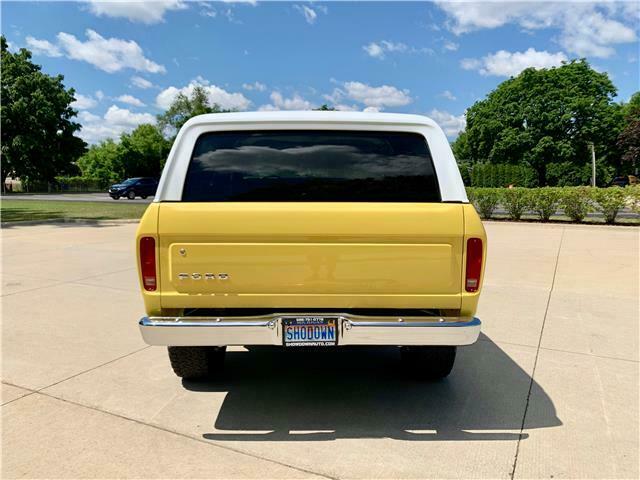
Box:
[466, 186, 640, 224]
[459, 163, 539, 188]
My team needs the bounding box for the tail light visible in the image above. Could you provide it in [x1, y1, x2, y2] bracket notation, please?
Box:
[465, 238, 483, 292]
[140, 236, 157, 291]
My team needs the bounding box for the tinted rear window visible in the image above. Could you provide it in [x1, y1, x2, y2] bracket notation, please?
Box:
[182, 130, 440, 202]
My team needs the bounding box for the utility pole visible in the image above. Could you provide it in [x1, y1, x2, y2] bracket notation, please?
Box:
[589, 142, 596, 187]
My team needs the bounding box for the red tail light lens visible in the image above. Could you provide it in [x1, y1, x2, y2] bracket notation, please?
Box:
[465, 238, 483, 292]
[140, 236, 157, 291]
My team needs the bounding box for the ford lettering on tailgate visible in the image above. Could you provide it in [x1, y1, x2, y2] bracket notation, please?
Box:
[283, 317, 337, 347]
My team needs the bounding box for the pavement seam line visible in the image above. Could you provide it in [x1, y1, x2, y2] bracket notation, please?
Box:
[509, 226, 565, 480]
[8, 388, 337, 480]
[1, 346, 150, 406]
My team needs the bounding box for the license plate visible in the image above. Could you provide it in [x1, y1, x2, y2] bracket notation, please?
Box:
[282, 316, 338, 347]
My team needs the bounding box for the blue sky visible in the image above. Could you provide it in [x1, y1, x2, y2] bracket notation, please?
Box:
[3, 1, 639, 143]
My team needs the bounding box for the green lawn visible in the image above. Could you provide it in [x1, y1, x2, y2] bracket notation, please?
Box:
[0, 199, 148, 223]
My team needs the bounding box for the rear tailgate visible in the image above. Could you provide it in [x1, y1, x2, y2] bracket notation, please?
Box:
[157, 202, 463, 310]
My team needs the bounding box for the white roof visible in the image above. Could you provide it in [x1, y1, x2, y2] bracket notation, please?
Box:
[181, 111, 440, 129]
[155, 110, 468, 203]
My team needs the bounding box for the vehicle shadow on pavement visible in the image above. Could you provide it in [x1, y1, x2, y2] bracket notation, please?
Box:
[190, 334, 561, 441]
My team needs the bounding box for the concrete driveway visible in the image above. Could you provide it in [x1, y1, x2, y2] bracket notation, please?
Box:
[1, 221, 638, 479]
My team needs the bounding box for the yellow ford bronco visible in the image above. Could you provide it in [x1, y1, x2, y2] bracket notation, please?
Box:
[136, 111, 486, 380]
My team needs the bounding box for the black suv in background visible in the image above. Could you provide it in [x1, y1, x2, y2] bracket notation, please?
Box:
[108, 177, 158, 200]
[609, 175, 638, 187]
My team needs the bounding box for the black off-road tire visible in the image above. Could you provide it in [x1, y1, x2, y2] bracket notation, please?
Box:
[111, 195, 120, 200]
[400, 346, 456, 380]
[127, 190, 136, 200]
[167, 346, 226, 379]
[141, 195, 148, 199]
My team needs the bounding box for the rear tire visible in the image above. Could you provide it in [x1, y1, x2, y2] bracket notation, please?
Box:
[141, 195, 148, 199]
[167, 346, 226, 379]
[401, 346, 456, 380]
[127, 190, 136, 200]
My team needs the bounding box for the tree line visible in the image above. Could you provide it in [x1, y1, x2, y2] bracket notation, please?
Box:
[1, 36, 638, 191]
[453, 60, 639, 187]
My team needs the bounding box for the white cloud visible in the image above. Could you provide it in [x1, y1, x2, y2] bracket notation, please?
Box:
[131, 76, 154, 89]
[242, 81, 267, 92]
[363, 42, 385, 59]
[439, 90, 457, 101]
[116, 94, 146, 107]
[77, 105, 156, 144]
[436, 2, 637, 58]
[104, 105, 154, 126]
[363, 40, 408, 59]
[86, 0, 186, 24]
[294, 4, 324, 24]
[560, 8, 637, 58]
[443, 41, 459, 52]
[428, 109, 466, 137]
[78, 111, 101, 123]
[363, 40, 433, 59]
[156, 78, 251, 111]
[259, 91, 315, 111]
[95, 90, 104, 101]
[461, 48, 568, 77]
[326, 81, 413, 110]
[72, 93, 98, 110]
[56, 29, 165, 74]
[334, 104, 359, 111]
[25, 36, 62, 57]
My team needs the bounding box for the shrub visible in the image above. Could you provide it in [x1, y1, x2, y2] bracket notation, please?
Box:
[468, 187, 502, 219]
[55, 176, 107, 192]
[626, 185, 640, 215]
[591, 187, 628, 224]
[470, 163, 537, 187]
[502, 188, 532, 220]
[530, 187, 562, 222]
[560, 187, 592, 222]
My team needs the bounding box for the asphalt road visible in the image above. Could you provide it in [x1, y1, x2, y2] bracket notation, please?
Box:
[2, 193, 153, 203]
[1, 221, 638, 478]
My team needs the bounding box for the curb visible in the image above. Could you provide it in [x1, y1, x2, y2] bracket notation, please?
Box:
[482, 219, 639, 229]
[1, 218, 140, 227]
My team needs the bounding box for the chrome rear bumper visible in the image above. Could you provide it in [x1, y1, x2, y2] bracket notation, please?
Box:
[139, 314, 481, 347]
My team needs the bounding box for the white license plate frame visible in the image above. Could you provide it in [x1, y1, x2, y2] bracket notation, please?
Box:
[282, 316, 338, 347]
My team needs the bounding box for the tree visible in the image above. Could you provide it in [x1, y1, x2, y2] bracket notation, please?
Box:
[451, 131, 471, 161]
[76, 139, 122, 186]
[119, 124, 171, 176]
[460, 60, 621, 185]
[156, 85, 230, 134]
[617, 92, 640, 174]
[77, 124, 170, 184]
[0, 36, 85, 187]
